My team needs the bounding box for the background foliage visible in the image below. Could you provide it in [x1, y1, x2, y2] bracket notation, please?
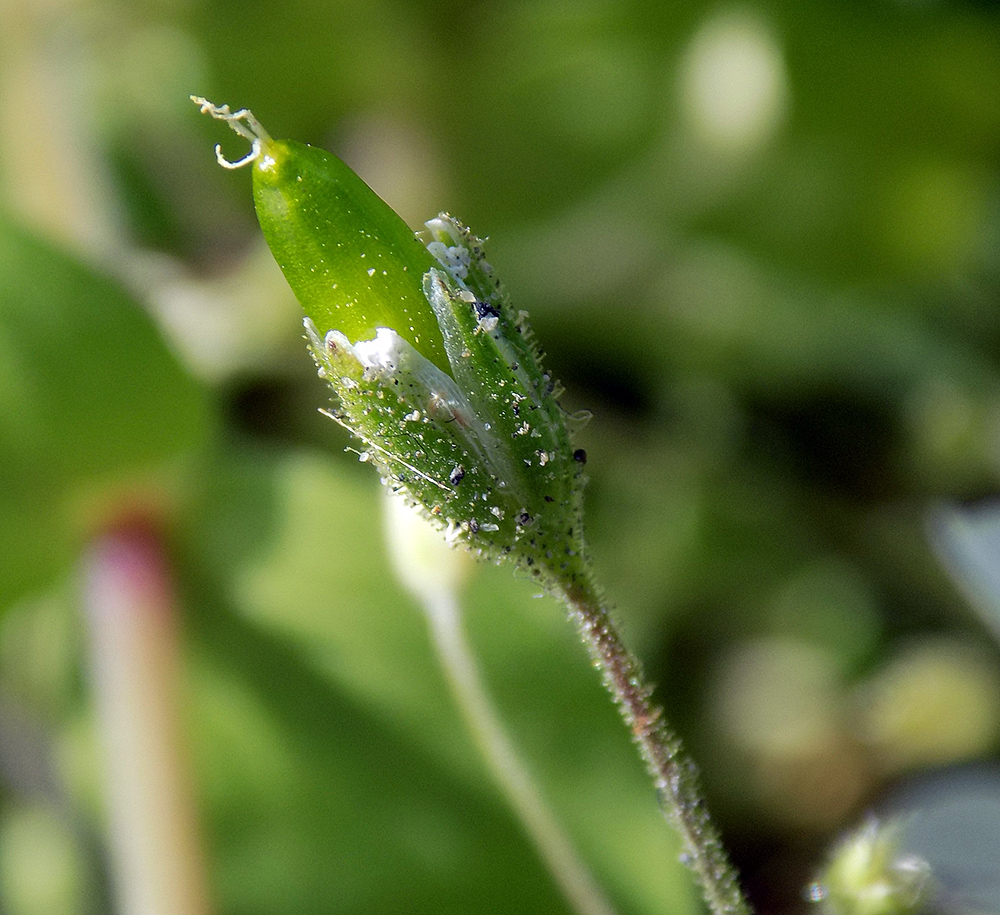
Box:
[2, 0, 1000, 912]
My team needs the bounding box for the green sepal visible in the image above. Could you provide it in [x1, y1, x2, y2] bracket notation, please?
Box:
[305, 214, 591, 590]
[422, 215, 590, 586]
[251, 139, 450, 372]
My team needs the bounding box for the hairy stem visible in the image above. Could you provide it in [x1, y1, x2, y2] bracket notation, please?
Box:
[558, 578, 751, 915]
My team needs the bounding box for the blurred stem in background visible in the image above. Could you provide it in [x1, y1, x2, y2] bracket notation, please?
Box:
[384, 492, 622, 915]
[0, 0, 123, 260]
[82, 520, 211, 915]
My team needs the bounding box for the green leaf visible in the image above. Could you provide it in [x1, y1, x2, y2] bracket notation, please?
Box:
[174, 448, 698, 915]
[0, 211, 209, 605]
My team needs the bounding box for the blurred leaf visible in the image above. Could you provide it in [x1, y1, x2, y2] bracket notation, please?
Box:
[931, 503, 1000, 643]
[185, 584, 571, 915]
[175, 447, 697, 915]
[0, 211, 210, 605]
[886, 768, 1000, 915]
[0, 486, 75, 617]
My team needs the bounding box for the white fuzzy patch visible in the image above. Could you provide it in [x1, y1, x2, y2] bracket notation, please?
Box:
[351, 327, 408, 374]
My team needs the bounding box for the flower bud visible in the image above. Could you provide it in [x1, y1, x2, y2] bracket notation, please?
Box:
[809, 819, 932, 915]
[253, 138, 450, 373]
[192, 97, 447, 370]
[195, 99, 591, 590]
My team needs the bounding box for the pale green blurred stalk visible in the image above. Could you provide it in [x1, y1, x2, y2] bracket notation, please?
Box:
[384, 493, 622, 915]
[0, 0, 123, 259]
[82, 524, 211, 915]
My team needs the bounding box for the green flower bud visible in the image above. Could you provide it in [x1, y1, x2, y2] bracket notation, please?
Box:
[809, 819, 932, 915]
[195, 99, 591, 589]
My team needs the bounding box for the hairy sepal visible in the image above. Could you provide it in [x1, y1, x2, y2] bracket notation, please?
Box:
[307, 215, 589, 588]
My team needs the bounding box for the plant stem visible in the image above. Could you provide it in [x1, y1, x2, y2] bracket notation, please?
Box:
[558, 578, 751, 915]
[82, 520, 211, 915]
[384, 492, 620, 915]
[421, 587, 622, 915]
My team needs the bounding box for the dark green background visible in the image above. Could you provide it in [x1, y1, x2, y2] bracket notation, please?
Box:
[1, 0, 999, 912]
